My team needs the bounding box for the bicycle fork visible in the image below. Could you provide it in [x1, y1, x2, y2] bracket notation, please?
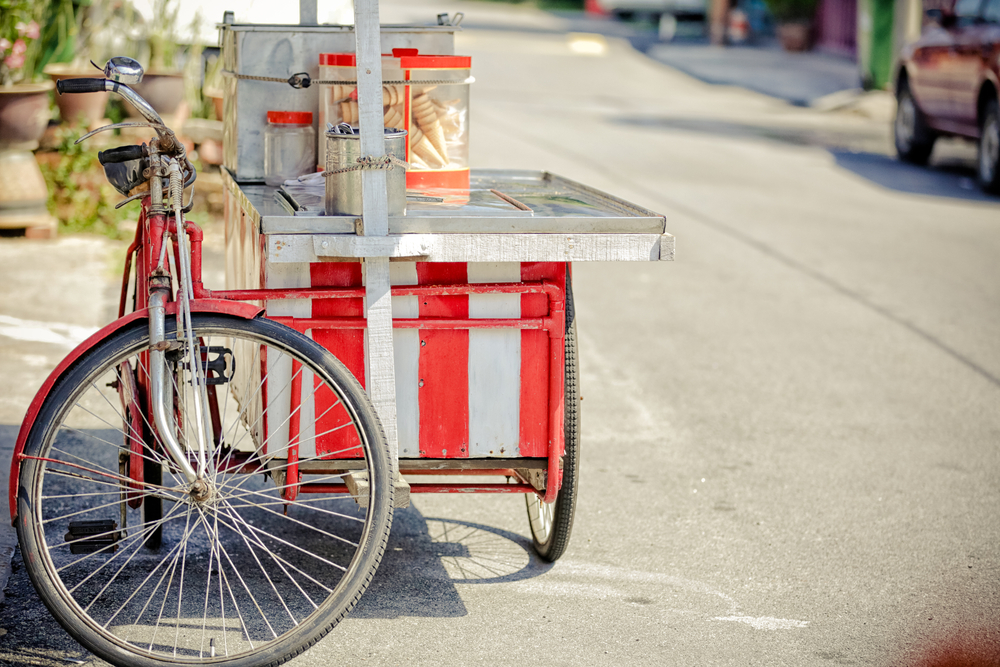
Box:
[146, 154, 213, 487]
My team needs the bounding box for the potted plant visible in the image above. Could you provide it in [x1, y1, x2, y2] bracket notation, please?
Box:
[42, 0, 113, 127]
[0, 0, 58, 236]
[129, 0, 186, 117]
[0, 2, 53, 149]
[763, 0, 818, 51]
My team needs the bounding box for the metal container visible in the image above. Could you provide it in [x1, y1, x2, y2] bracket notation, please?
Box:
[219, 21, 458, 182]
[325, 127, 407, 216]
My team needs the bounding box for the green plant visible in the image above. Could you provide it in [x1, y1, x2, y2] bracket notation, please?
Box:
[38, 124, 134, 238]
[36, 0, 84, 70]
[762, 0, 818, 22]
[147, 0, 180, 71]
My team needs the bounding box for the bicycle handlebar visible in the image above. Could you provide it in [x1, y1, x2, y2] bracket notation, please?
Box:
[99, 145, 147, 165]
[56, 78, 109, 95]
[58, 76, 166, 136]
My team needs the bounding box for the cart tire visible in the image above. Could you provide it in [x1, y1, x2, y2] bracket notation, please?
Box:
[16, 314, 392, 667]
[526, 268, 579, 563]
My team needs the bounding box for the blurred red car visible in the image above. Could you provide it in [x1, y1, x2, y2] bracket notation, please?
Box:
[894, 0, 1000, 193]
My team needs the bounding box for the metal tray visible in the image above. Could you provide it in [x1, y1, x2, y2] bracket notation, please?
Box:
[227, 169, 666, 236]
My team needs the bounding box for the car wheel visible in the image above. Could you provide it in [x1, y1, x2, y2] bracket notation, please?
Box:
[977, 97, 1000, 194]
[895, 83, 936, 165]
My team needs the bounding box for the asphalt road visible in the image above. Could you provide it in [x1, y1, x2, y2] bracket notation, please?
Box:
[2, 4, 999, 667]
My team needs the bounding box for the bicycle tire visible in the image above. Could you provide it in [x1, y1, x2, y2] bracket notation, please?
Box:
[525, 267, 580, 563]
[16, 313, 393, 667]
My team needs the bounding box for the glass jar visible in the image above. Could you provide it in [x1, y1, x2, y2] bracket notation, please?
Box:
[264, 111, 315, 186]
[317, 49, 472, 190]
[396, 50, 471, 190]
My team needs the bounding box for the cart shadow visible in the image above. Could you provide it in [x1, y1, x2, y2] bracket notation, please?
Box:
[350, 506, 553, 619]
[0, 424, 551, 627]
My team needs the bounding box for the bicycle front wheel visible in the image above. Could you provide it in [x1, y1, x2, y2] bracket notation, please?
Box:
[15, 314, 392, 667]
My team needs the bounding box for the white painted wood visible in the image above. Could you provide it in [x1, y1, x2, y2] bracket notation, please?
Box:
[363, 258, 398, 462]
[389, 263, 420, 458]
[468, 263, 521, 457]
[273, 233, 673, 263]
[354, 0, 388, 238]
[264, 262, 312, 319]
[355, 0, 399, 468]
[263, 262, 315, 457]
[314, 235, 429, 259]
[264, 351, 292, 456]
[299, 0, 317, 23]
[263, 215, 664, 236]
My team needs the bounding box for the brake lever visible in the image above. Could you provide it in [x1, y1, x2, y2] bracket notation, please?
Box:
[75, 121, 169, 145]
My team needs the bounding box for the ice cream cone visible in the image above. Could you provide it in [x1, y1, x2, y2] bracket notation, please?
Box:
[383, 105, 404, 129]
[382, 85, 405, 106]
[340, 100, 358, 125]
[411, 94, 449, 161]
[408, 125, 445, 169]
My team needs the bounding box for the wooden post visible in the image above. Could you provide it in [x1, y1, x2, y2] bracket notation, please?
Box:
[354, 0, 399, 472]
[300, 0, 317, 24]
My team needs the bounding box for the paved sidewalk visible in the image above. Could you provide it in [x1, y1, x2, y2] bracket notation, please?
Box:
[645, 41, 863, 106]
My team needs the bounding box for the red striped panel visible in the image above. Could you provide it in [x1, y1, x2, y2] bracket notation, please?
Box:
[519, 263, 562, 457]
[416, 262, 469, 458]
[310, 262, 366, 458]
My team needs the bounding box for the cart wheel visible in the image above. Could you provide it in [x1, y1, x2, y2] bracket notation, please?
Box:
[526, 268, 579, 563]
[16, 314, 392, 667]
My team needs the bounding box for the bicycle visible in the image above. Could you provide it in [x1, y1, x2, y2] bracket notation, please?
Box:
[10, 57, 394, 667]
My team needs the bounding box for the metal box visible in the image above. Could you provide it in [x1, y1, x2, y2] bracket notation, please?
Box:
[220, 22, 458, 182]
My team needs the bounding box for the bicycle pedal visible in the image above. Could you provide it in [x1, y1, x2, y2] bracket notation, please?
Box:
[65, 520, 121, 555]
[201, 345, 234, 385]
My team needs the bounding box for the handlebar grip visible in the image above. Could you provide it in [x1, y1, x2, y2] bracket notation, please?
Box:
[56, 78, 108, 95]
[99, 145, 147, 165]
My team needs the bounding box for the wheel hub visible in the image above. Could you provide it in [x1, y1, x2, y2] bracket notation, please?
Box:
[189, 478, 216, 504]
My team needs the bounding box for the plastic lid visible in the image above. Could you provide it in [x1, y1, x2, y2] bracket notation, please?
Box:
[320, 49, 470, 70]
[319, 52, 397, 66]
[396, 53, 471, 69]
[319, 53, 358, 66]
[267, 111, 313, 124]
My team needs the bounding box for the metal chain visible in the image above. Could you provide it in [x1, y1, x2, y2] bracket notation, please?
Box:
[221, 70, 474, 89]
[325, 154, 410, 175]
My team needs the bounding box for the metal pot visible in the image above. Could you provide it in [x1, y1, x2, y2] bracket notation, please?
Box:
[325, 127, 407, 217]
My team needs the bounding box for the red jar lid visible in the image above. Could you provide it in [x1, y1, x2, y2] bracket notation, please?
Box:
[320, 49, 471, 70]
[319, 53, 357, 66]
[267, 111, 313, 124]
[396, 53, 471, 69]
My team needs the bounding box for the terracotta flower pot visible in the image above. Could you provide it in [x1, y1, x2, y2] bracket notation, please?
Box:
[0, 81, 55, 151]
[776, 21, 813, 51]
[0, 150, 58, 237]
[127, 71, 185, 117]
[44, 64, 110, 127]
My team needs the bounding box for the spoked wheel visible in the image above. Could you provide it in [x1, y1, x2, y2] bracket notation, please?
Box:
[526, 268, 579, 563]
[16, 314, 392, 667]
